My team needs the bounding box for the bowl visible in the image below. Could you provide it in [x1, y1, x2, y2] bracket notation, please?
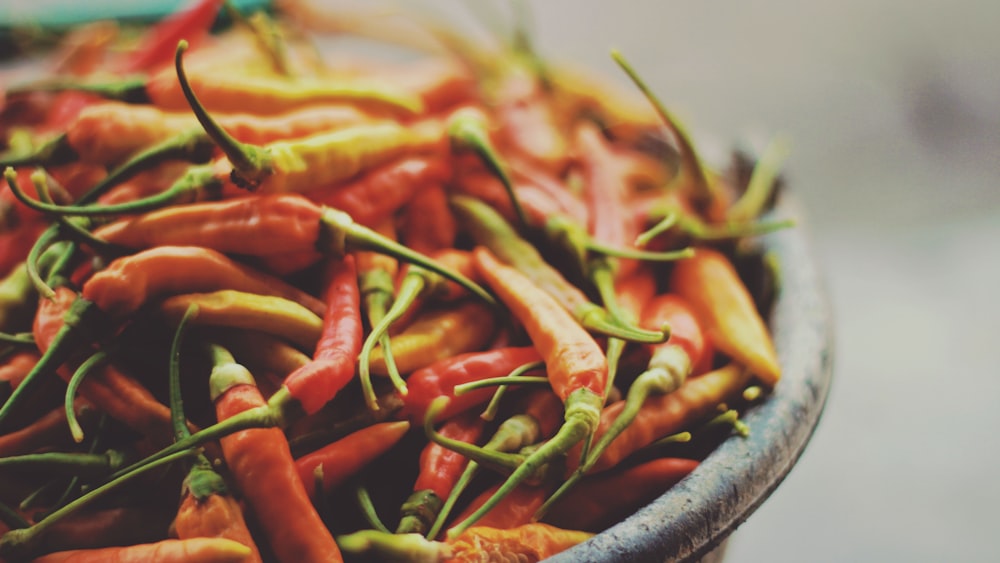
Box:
[547, 192, 835, 562]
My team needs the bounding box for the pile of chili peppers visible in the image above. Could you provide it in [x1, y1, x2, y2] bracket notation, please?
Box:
[0, 1, 793, 561]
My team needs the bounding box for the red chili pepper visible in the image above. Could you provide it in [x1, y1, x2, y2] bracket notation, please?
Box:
[448, 481, 552, 533]
[116, 0, 225, 74]
[543, 457, 699, 532]
[669, 247, 780, 386]
[173, 463, 264, 563]
[80, 245, 326, 319]
[397, 411, 486, 535]
[492, 64, 569, 174]
[399, 184, 457, 255]
[296, 420, 410, 500]
[445, 522, 594, 563]
[210, 350, 343, 563]
[282, 255, 363, 414]
[0, 399, 91, 457]
[308, 156, 451, 229]
[398, 346, 542, 424]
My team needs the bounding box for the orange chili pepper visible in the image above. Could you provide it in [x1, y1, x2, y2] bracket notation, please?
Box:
[295, 420, 410, 500]
[27, 537, 254, 563]
[669, 247, 780, 386]
[209, 346, 343, 563]
[446, 522, 594, 563]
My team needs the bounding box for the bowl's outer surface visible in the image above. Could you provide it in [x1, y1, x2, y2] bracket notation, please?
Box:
[546, 192, 835, 563]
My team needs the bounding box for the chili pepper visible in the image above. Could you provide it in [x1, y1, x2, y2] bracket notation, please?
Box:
[26, 537, 255, 563]
[279, 255, 363, 415]
[399, 184, 457, 255]
[446, 522, 594, 563]
[386, 56, 479, 115]
[567, 362, 752, 475]
[365, 299, 497, 379]
[41, 505, 176, 554]
[543, 457, 699, 532]
[336, 530, 449, 561]
[506, 153, 590, 226]
[166, 306, 263, 563]
[296, 420, 410, 500]
[208, 344, 343, 563]
[213, 329, 311, 380]
[443, 247, 606, 536]
[398, 346, 542, 424]
[397, 411, 486, 536]
[90, 194, 496, 306]
[449, 195, 665, 344]
[448, 481, 552, 534]
[669, 247, 780, 386]
[309, 156, 451, 229]
[81, 245, 326, 319]
[159, 290, 323, 351]
[116, 0, 224, 74]
[427, 388, 564, 540]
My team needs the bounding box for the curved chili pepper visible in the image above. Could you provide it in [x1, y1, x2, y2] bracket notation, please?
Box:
[296, 420, 410, 500]
[159, 290, 323, 351]
[26, 537, 254, 563]
[208, 344, 343, 563]
[491, 62, 569, 175]
[449, 195, 666, 344]
[0, 399, 92, 458]
[670, 247, 780, 386]
[280, 255, 363, 415]
[81, 245, 326, 319]
[446, 522, 594, 563]
[444, 247, 606, 536]
[397, 411, 486, 536]
[90, 194, 496, 306]
[399, 184, 457, 255]
[543, 457, 699, 532]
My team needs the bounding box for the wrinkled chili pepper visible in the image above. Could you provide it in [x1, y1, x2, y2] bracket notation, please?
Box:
[670, 247, 780, 386]
[208, 343, 343, 563]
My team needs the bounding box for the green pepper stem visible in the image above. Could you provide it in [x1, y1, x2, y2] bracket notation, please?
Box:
[448, 111, 529, 229]
[577, 303, 667, 343]
[480, 360, 545, 421]
[354, 481, 392, 534]
[169, 304, 200, 442]
[321, 207, 497, 307]
[175, 40, 273, 189]
[423, 397, 527, 474]
[0, 500, 29, 530]
[0, 448, 198, 560]
[0, 449, 129, 479]
[0, 332, 33, 346]
[0, 298, 104, 430]
[453, 375, 550, 394]
[446, 387, 603, 538]
[611, 49, 716, 214]
[65, 350, 108, 443]
[634, 210, 678, 247]
[727, 134, 791, 222]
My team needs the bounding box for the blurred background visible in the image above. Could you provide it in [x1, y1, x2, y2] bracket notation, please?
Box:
[2, 1, 998, 561]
